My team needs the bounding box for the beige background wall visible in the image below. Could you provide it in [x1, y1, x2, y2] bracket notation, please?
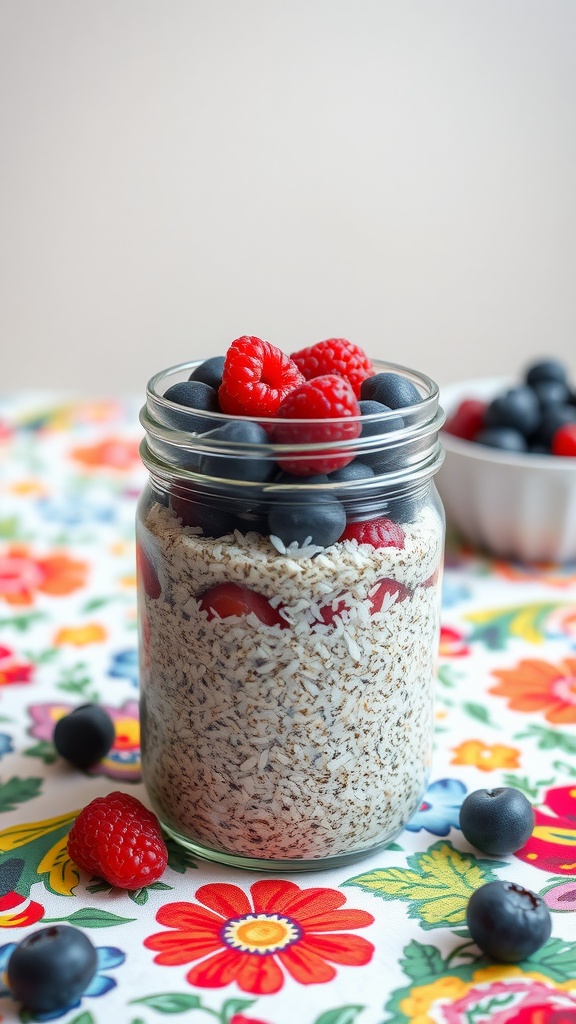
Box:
[1, 0, 576, 396]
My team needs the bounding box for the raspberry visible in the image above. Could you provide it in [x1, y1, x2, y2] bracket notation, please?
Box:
[273, 374, 361, 476]
[218, 336, 304, 416]
[551, 423, 576, 456]
[291, 339, 374, 398]
[341, 516, 405, 549]
[444, 399, 487, 441]
[369, 577, 410, 612]
[198, 582, 287, 628]
[67, 791, 168, 890]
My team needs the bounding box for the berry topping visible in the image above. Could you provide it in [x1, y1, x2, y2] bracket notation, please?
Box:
[466, 880, 551, 962]
[162, 380, 220, 432]
[341, 516, 405, 549]
[552, 423, 576, 456]
[360, 372, 421, 409]
[218, 336, 304, 416]
[136, 542, 161, 599]
[189, 355, 226, 391]
[198, 420, 276, 482]
[459, 787, 534, 856]
[67, 791, 168, 891]
[199, 582, 288, 628]
[369, 578, 410, 613]
[444, 398, 487, 441]
[273, 374, 361, 476]
[53, 704, 115, 770]
[290, 338, 374, 398]
[7, 925, 98, 1014]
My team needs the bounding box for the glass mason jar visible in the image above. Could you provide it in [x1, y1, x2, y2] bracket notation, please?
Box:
[137, 359, 445, 870]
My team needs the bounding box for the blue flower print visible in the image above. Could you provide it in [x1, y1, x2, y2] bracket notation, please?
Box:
[406, 778, 467, 836]
[108, 648, 139, 688]
[0, 942, 125, 1019]
[37, 494, 116, 527]
[441, 575, 471, 608]
[0, 733, 13, 759]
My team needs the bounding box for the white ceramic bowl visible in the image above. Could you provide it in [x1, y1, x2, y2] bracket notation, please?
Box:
[436, 377, 576, 563]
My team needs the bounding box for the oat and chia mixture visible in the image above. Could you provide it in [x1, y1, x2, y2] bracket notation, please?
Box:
[139, 501, 442, 861]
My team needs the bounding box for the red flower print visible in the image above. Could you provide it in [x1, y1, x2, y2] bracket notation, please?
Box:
[0, 646, 34, 687]
[516, 785, 576, 875]
[0, 545, 87, 606]
[0, 891, 44, 928]
[230, 1016, 272, 1024]
[439, 625, 470, 658]
[509, 1006, 576, 1024]
[144, 880, 374, 995]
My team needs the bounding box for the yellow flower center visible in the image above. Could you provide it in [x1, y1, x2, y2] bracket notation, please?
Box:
[222, 913, 302, 954]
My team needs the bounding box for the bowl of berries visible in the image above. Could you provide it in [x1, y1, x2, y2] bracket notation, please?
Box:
[437, 358, 576, 563]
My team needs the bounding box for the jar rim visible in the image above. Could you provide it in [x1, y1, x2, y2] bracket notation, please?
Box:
[145, 357, 441, 427]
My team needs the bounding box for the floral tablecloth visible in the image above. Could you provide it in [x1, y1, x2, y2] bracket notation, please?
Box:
[0, 394, 575, 1024]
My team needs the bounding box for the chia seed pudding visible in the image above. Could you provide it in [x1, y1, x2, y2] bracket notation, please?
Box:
[139, 500, 442, 863]
[137, 344, 445, 868]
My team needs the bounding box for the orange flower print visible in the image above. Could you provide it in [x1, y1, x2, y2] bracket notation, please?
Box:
[439, 625, 470, 658]
[0, 545, 87, 606]
[0, 646, 34, 686]
[451, 739, 521, 772]
[0, 891, 44, 928]
[71, 437, 140, 471]
[490, 658, 576, 725]
[144, 880, 374, 995]
[54, 623, 107, 647]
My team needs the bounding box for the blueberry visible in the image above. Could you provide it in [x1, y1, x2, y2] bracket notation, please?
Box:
[484, 386, 540, 437]
[7, 925, 98, 1013]
[459, 787, 534, 856]
[198, 421, 276, 482]
[329, 461, 374, 485]
[531, 379, 571, 409]
[526, 358, 568, 388]
[170, 489, 238, 538]
[53, 705, 115, 769]
[531, 405, 576, 447]
[466, 881, 551, 962]
[360, 372, 421, 409]
[268, 495, 346, 549]
[188, 355, 226, 391]
[475, 427, 528, 452]
[162, 380, 221, 433]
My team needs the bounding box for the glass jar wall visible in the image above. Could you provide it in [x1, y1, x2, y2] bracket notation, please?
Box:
[137, 359, 445, 870]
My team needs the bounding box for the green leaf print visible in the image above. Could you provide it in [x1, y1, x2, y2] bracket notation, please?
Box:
[525, 938, 576, 982]
[462, 702, 498, 727]
[314, 1007, 366, 1024]
[343, 841, 507, 929]
[164, 834, 198, 872]
[23, 740, 59, 765]
[221, 999, 257, 1021]
[43, 908, 136, 928]
[399, 939, 446, 981]
[0, 776, 43, 812]
[130, 994, 203, 1012]
[501, 773, 555, 800]
[68, 1013, 96, 1024]
[0, 610, 46, 632]
[515, 723, 576, 755]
